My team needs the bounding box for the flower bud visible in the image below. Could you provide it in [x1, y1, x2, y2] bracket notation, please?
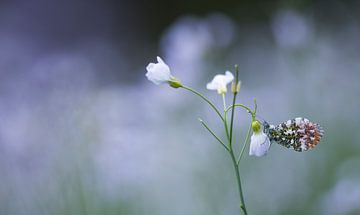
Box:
[251, 120, 261, 133]
[231, 81, 241, 93]
[168, 77, 182, 88]
[146, 56, 172, 85]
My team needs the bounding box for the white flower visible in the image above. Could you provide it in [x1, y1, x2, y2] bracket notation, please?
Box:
[146, 56, 172, 85]
[206, 71, 234, 94]
[249, 131, 271, 157]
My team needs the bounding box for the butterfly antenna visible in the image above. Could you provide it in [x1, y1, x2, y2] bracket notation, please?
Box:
[255, 113, 267, 124]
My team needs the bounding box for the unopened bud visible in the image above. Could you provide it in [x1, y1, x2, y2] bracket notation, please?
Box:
[168, 77, 182, 88]
[252, 120, 261, 133]
[231, 81, 241, 93]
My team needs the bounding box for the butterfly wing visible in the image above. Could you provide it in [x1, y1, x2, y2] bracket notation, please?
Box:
[264, 118, 324, 152]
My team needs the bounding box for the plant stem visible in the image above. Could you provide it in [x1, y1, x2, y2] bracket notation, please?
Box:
[222, 94, 231, 143]
[229, 92, 237, 146]
[181, 86, 224, 121]
[226, 65, 248, 215]
[237, 123, 252, 165]
[222, 94, 227, 111]
[199, 118, 229, 152]
[229, 149, 248, 215]
[229, 66, 239, 146]
[225, 104, 254, 117]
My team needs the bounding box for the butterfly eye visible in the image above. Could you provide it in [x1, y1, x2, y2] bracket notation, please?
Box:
[267, 117, 324, 152]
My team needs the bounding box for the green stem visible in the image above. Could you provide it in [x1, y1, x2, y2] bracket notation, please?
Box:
[253, 98, 257, 116]
[222, 94, 231, 143]
[237, 123, 252, 165]
[230, 65, 239, 146]
[229, 149, 248, 215]
[224, 67, 247, 214]
[229, 92, 237, 146]
[181, 86, 224, 121]
[236, 99, 257, 165]
[199, 118, 229, 152]
[225, 104, 254, 118]
[223, 115, 231, 144]
[222, 94, 227, 111]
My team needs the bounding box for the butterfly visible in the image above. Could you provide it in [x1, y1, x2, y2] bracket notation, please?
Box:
[263, 117, 324, 152]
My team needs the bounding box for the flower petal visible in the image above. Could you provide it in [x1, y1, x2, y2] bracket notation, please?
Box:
[206, 74, 222, 90]
[224, 71, 234, 84]
[157, 56, 164, 64]
[249, 132, 271, 157]
[146, 56, 172, 85]
[206, 71, 234, 94]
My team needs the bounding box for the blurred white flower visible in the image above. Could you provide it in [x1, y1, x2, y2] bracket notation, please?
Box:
[206, 71, 234, 94]
[271, 10, 313, 49]
[249, 131, 271, 157]
[160, 14, 235, 85]
[146, 56, 171, 85]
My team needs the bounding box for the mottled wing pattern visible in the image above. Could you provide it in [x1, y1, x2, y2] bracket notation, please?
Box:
[264, 118, 324, 152]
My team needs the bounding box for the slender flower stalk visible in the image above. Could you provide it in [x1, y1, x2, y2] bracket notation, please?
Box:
[237, 123, 252, 165]
[225, 66, 248, 215]
[221, 93, 231, 143]
[180, 85, 224, 121]
[199, 118, 229, 152]
[229, 65, 240, 145]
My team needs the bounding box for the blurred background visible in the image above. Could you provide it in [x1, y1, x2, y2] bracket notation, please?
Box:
[1, 0, 360, 214]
